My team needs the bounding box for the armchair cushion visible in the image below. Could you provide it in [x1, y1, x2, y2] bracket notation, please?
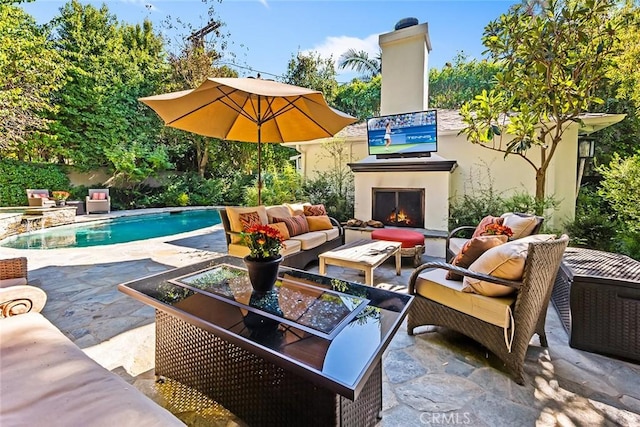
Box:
[446, 235, 508, 281]
[415, 269, 516, 328]
[463, 234, 557, 297]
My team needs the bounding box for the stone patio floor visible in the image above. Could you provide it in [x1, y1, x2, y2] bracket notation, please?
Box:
[1, 208, 638, 426]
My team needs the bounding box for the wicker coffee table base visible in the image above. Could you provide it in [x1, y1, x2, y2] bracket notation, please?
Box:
[155, 311, 383, 427]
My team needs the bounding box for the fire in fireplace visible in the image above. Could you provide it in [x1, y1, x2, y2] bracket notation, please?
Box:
[372, 188, 425, 228]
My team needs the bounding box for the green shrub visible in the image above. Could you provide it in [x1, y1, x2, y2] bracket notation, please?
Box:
[302, 175, 354, 223]
[0, 159, 70, 206]
[564, 185, 619, 252]
[243, 165, 305, 206]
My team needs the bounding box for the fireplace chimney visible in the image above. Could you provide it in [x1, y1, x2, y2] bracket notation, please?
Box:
[379, 19, 432, 115]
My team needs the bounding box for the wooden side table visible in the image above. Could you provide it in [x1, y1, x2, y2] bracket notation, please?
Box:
[65, 200, 85, 215]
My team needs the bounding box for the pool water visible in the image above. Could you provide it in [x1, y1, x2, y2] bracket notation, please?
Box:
[1, 210, 221, 249]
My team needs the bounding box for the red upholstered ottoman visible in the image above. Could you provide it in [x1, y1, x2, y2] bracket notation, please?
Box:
[371, 229, 425, 266]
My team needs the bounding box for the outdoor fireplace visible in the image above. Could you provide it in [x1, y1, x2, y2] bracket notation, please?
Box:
[372, 188, 425, 228]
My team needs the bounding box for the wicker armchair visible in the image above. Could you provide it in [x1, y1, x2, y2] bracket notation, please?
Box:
[26, 189, 56, 208]
[408, 235, 569, 384]
[0, 257, 28, 288]
[86, 189, 111, 214]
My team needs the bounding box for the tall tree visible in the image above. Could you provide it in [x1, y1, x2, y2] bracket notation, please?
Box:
[47, 0, 169, 180]
[0, 4, 65, 159]
[283, 51, 338, 104]
[337, 48, 381, 81]
[459, 0, 620, 212]
[428, 53, 501, 109]
[333, 76, 381, 120]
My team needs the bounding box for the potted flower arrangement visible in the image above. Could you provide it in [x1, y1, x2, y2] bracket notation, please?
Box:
[52, 191, 70, 207]
[241, 224, 286, 292]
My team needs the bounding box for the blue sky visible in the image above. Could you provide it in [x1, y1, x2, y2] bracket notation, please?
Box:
[23, 0, 519, 82]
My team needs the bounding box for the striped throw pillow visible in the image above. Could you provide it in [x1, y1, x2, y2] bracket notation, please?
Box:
[272, 215, 309, 237]
[303, 204, 327, 216]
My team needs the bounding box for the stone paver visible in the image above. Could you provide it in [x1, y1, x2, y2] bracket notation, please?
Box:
[1, 208, 639, 426]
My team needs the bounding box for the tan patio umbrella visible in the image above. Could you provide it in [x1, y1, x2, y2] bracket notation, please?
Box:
[139, 77, 357, 204]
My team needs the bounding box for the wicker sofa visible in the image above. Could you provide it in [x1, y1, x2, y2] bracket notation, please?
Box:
[0, 284, 184, 426]
[408, 234, 569, 384]
[220, 203, 344, 270]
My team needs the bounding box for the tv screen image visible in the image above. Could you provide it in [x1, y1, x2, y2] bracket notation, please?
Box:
[367, 109, 437, 157]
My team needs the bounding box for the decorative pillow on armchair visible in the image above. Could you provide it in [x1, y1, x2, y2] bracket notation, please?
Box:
[471, 215, 504, 238]
[501, 213, 540, 239]
[446, 235, 508, 281]
[462, 234, 557, 296]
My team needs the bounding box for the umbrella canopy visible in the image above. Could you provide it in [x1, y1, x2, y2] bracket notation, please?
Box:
[139, 78, 357, 203]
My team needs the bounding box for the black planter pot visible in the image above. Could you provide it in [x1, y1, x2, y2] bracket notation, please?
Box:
[243, 255, 283, 293]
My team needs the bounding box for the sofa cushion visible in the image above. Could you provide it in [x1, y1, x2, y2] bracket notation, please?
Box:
[226, 206, 268, 243]
[446, 235, 508, 281]
[288, 231, 327, 250]
[306, 215, 333, 231]
[501, 213, 539, 239]
[239, 211, 262, 231]
[316, 227, 340, 241]
[303, 204, 327, 216]
[463, 234, 557, 296]
[415, 269, 516, 328]
[0, 312, 183, 426]
[266, 205, 291, 222]
[284, 202, 311, 216]
[269, 222, 291, 240]
[273, 215, 309, 237]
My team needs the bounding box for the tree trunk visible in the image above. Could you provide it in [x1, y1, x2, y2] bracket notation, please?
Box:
[535, 167, 546, 216]
[198, 144, 209, 179]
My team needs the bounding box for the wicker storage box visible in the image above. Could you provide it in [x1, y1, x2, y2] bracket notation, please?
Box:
[552, 247, 640, 362]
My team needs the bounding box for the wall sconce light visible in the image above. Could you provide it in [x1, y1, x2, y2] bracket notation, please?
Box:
[576, 136, 596, 198]
[578, 137, 595, 159]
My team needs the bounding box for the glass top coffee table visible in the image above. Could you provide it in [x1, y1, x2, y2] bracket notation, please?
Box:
[118, 255, 413, 427]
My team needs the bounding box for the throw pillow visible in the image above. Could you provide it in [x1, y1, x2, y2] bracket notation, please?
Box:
[266, 205, 291, 223]
[91, 193, 100, 200]
[471, 215, 504, 238]
[226, 206, 268, 244]
[268, 222, 290, 240]
[272, 215, 309, 237]
[446, 235, 508, 281]
[284, 202, 311, 216]
[303, 204, 327, 216]
[238, 211, 262, 231]
[306, 215, 333, 231]
[462, 234, 557, 297]
[501, 213, 539, 239]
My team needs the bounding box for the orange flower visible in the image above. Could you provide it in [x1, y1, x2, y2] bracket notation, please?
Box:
[242, 224, 285, 259]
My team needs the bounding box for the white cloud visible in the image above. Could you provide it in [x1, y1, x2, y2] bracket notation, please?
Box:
[304, 33, 380, 77]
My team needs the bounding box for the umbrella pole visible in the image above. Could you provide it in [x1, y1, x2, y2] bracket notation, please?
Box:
[257, 124, 262, 205]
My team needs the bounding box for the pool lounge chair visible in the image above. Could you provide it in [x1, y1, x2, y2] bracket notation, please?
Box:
[86, 189, 110, 214]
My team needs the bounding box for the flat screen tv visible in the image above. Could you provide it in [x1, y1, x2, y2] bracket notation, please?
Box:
[367, 109, 437, 158]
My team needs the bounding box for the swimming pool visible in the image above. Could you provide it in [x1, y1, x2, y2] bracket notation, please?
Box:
[0, 209, 221, 249]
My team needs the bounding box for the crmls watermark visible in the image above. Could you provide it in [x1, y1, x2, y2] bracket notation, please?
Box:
[420, 412, 472, 425]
